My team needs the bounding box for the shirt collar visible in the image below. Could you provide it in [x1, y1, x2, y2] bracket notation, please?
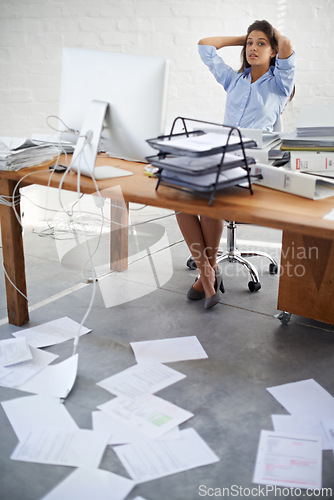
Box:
[243, 66, 274, 81]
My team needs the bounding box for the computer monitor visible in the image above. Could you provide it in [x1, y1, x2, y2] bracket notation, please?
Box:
[58, 47, 169, 179]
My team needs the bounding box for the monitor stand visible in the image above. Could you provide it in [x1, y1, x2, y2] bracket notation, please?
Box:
[70, 100, 133, 180]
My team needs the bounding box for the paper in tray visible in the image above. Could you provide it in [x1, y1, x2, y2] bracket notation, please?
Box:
[148, 152, 255, 176]
[147, 131, 257, 157]
[160, 166, 249, 193]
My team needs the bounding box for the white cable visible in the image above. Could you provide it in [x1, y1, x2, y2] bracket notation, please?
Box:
[0, 194, 20, 207]
[62, 138, 100, 354]
[46, 115, 79, 135]
[4, 129, 179, 349]
[1, 261, 28, 301]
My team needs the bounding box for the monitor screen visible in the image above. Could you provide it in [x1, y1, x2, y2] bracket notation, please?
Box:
[58, 47, 169, 164]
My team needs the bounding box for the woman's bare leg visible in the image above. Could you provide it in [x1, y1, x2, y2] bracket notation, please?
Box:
[176, 213, 222, 298]
[199, 216, 223, 269]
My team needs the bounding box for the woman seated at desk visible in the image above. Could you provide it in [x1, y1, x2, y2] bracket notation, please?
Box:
[176, 19, 295, 309]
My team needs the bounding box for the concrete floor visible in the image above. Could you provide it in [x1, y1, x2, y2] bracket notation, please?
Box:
[1, 185, 334, 500]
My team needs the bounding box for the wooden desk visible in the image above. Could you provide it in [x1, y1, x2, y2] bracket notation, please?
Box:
[1, 155, 334, 326]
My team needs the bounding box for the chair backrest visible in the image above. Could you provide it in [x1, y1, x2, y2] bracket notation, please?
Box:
[273, 115, 283, 132]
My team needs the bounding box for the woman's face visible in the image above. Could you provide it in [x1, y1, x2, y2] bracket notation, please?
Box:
[245, 30, 276, 68]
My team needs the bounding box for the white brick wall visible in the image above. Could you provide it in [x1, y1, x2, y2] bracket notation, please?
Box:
[0, 0, 333, 137]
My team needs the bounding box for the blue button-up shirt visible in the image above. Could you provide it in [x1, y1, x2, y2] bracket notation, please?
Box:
[198, 44, 296, 131]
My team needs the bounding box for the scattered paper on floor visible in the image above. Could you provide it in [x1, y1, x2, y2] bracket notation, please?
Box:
[92, 410, 180, 445]
[0, 347, 58, 388]
[17, 354, 78, 398]
[2, 394, 78, 441]
[114, 427, 219, 483]
[11, 428, 109, 468]
[12, 317, 91, 348]
[253, 430, 322, 490]
[97, 362, 186, 400]
[130, 335, 208, 364]
[39, 467, 135, 500]
[98, 394, 193, 439]
[0, 337, 32, 366]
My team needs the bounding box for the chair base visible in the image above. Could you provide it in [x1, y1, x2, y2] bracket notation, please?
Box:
[186, 221, 278, 292]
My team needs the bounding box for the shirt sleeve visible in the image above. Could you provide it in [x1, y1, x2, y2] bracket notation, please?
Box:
[273, 51, 296, 97]
[197, 44, 237, 91]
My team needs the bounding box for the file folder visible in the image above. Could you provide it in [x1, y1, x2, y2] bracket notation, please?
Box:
[250, 163, 334, 200]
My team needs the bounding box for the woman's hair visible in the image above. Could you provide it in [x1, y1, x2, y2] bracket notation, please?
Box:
[239, 19, 278, 73]
[239, 19, 295, 101]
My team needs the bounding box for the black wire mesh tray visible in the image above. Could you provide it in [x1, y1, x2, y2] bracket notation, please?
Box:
[147, 152, 255, 176]
[147, 129, 256, 158]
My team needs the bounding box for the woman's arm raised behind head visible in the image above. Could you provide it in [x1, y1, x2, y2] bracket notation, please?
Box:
[198, 35, 246, 50]
[274, 29, 293, 59]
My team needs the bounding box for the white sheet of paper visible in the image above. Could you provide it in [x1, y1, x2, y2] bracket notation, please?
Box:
[97, 362, 186, 400]
[154, 131, 241, 152]
[321, 419, 334, 452]
[267, 379, 334, 418]
[271, 414, 331, 450]
[114, 427, 219, 483]
[11, 427, 109, 468]
[2, 394, 78, 441]
[98, 394, 193, 438]
[130, 336, 208, 364]
[323, 208, 334, 220]
[0, 365, 12, 379]
[40, 467, 135, 500]
[92, 410, 180, 445]
[253, 430, 322, 490]
[12, 317, 91, 348]
[17, 354, 78, 398]
[0, 337, 32, 366]
[0, 347, 58, 388]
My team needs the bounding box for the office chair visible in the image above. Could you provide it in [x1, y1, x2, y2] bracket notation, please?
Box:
[186, 118, 281, 292]
[186, 221, 278, 292]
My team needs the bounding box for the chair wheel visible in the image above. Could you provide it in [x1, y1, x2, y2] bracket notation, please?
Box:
[186, 257, 197, 270]
[269, 263, 278, 274]
[248, 281, 261, 292]
[276, 311, 291, 324]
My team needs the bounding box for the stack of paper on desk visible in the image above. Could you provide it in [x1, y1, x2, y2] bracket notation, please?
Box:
[0, 136, 68, 171]
[280, 132, 334, 152]
[295, 105, 334, 137]
[31, 133, 75, 153]
[240, 128, 280, 149]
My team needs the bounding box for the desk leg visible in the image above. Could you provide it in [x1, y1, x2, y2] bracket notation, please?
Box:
[110, 199, 129, 272]
[0, 179, 29, 326]
[278, 231, 334, 324]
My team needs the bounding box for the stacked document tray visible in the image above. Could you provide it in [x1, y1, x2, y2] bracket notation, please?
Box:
[146, 117, 257, 205]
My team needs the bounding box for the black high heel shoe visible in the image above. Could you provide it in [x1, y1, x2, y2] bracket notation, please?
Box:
[187, 278, 205, 300]
[204, 269, 223, 309]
